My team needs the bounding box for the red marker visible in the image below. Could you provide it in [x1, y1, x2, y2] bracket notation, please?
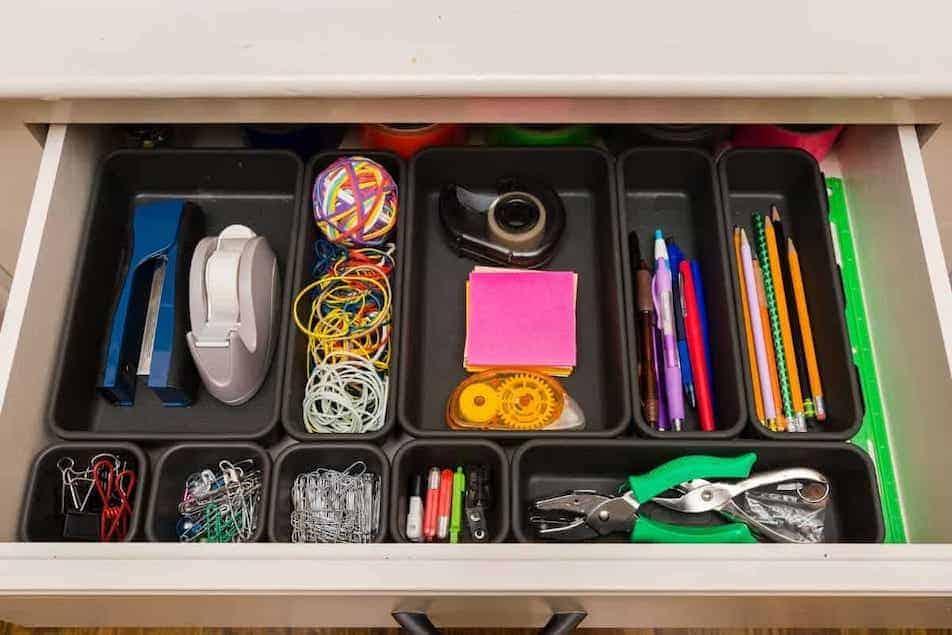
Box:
[680, 261, 715, 431]
[436, 469, 454, 541]
[423, 468, 441, 542]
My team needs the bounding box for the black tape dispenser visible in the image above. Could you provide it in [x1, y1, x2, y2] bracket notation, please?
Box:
[439, 177, 565, 268]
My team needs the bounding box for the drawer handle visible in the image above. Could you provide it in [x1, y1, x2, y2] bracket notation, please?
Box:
[392, 609, 586, 634]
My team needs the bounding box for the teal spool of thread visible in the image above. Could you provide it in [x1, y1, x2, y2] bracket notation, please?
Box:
[488, 125, 595, 146]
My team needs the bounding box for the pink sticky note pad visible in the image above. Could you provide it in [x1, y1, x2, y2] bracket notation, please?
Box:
[466, 270, 577, 368]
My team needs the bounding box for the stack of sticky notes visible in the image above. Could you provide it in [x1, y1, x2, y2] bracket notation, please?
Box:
[464, 267, 578, 376]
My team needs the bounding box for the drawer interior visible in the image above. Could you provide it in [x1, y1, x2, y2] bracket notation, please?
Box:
[0, 123, 949, 548]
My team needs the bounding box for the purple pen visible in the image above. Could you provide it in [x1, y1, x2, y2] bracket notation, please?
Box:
[652, 322, 669, 431]
[651, 230, 685, 430]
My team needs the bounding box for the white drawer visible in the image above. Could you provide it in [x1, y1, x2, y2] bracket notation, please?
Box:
[0, 124, 951, 628]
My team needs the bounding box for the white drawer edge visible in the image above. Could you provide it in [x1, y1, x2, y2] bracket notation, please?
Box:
[1, 124, 952, 601]
[898, 125, 952, 371]
[0, 124, 65, 409]
[0, 544, 952, 595]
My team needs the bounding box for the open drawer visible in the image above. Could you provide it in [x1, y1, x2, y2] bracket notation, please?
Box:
[0, 124, 951, 628]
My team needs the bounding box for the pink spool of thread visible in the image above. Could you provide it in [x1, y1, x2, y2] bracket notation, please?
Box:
[731, 125, 844, 162]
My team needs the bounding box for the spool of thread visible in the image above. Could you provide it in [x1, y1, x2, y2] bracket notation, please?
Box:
[360, 124, 466, 159]
[313, 156, 398, 246]
[242, 125, 346, 159]
[731, 125, 844, 162]
[488, 124, 595, 147]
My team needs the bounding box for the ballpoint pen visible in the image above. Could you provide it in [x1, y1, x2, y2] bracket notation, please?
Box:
[651, 230, 685, 431]
[740, 230, 777, 429]
[680, 262, 715, 431]
[636, 258, 660, 426]
[653, 322, 669, 431]
[690, 259, 713, 384]
[668, 241, 696, 408]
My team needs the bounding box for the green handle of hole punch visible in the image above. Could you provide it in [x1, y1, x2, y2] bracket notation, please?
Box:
[627, 453, 758, 503]
[631, 516, 757, 543]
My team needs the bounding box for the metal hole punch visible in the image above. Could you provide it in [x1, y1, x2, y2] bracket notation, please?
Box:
[98, 200, 205, 406]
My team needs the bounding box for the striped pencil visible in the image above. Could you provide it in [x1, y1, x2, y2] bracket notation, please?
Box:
[765, 214, 806, 432]
[753, 213, 795, 430]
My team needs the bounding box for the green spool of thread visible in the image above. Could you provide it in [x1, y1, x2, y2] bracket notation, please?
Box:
[488, 124, 596, 146]
[753, 213, 795, 426]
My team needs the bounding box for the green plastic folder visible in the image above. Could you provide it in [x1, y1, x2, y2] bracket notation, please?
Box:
[827, 177, 906, 542]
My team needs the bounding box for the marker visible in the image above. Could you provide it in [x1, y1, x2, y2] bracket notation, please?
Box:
[436, 469, 454, 541]
[423, 468, 440, 542]
[405, 475, 424, 542]
[450, 467, 466, 544]
[651, 231, 685, 430]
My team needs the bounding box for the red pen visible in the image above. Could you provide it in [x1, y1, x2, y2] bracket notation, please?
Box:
[436, 469, 454, 541]
[423, 468, 441, 542]
[680, 261, 715, 431]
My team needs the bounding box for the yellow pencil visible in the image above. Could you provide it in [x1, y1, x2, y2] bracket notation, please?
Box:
[788, 238, 826, 420]
[754, 258, 786, 432]
[764, 218, 805, 431]
[734, 228, 765, 426]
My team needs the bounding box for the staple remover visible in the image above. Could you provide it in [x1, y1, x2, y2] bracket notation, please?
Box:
[532, 453, 764, 543]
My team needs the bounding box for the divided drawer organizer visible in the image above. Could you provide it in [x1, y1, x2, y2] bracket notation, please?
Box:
[1, 123, 951, 615]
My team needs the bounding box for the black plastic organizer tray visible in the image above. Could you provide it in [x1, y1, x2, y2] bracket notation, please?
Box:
[268, 442, 389, 543]
[390, 439, 509, 543]
[512, 439, 883, 544]
[145, 442, 271, 542]
[718, 148, 863, 439]
[20, 442, 148, 542]
[398, 147, 632, 438]
[281, 151, 405, 442]
[48, 149, 303, 441]
[618, 148, 746, 438]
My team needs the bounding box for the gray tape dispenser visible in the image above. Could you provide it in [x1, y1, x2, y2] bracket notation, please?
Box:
[186, 225, 280, 406]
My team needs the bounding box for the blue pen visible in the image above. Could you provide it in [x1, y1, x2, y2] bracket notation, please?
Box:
[690, 259, 714, 408]
[667, 240, 696, 408]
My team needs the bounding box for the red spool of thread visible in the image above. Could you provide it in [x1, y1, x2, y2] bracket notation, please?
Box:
[731, 125, 844, 162]
[360, 124, 466, 159]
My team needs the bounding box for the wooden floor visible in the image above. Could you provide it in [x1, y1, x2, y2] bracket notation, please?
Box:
[0, 628, 916, 634]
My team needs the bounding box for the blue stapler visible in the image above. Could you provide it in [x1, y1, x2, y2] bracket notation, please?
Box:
[99, 200, 204, 406]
